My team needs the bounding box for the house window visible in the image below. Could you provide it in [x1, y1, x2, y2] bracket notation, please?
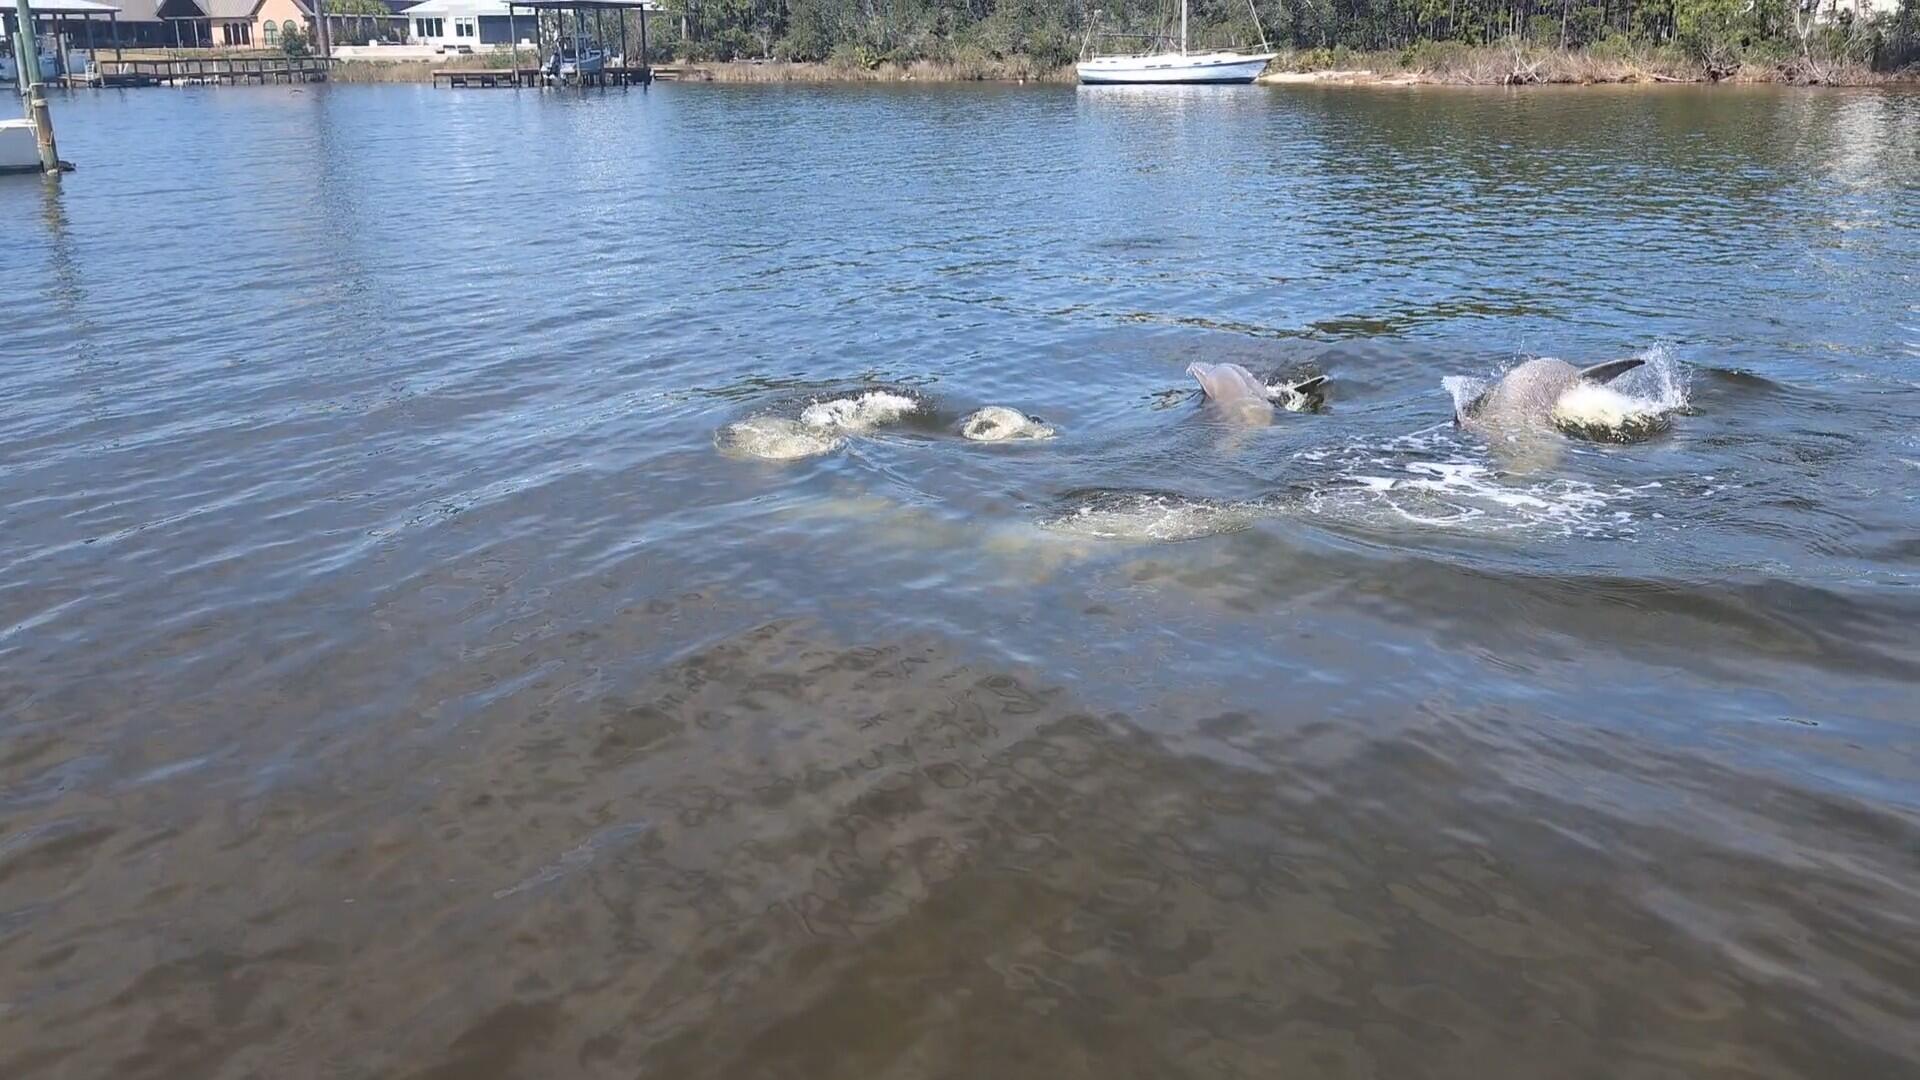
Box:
[454, 18, 475, 37]
[263, 21, 278, 44]
[282, 19, 297, 37]
[222, 21, 251, 45]
[415, 17, 444, 38]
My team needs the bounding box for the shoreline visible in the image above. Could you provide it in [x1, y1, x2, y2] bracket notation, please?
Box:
[676, 54, 1919, 87]
[317, 52, 1920, 89]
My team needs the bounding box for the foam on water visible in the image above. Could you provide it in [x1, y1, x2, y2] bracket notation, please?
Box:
[720, 390, 925, 460]
[715, 416, 846, 461]
[1295, 429, 1665, 538]
[1041, 490, 1260, 542]
[961, 406, 1057, 442]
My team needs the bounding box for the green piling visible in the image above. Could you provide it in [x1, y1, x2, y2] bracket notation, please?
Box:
[13, 0, 60, 172]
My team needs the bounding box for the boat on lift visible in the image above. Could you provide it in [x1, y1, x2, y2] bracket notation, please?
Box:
[545, 35, 605, 81]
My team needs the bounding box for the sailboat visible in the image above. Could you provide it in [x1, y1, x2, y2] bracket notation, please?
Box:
[1076, 0, 1276, 85]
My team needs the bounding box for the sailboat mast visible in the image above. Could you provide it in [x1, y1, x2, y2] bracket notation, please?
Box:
[1180, 0, 1188, 54]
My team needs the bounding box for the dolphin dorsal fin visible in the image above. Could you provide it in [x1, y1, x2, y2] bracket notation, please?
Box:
[1579, 358, 1645, 384]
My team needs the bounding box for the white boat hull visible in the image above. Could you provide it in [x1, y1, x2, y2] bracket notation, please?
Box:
[1, 118, 42, 175]
[1077, 51, 1275, 85]
[560, 51, 605, 77]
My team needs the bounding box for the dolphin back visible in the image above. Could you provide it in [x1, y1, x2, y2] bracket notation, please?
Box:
[1187, 362, 1270, 408]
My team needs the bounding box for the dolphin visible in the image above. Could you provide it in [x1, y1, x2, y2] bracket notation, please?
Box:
[1456, 357, 1645, 432]
[1188, 362, 1330, 422]
[960, 406, 1055, 441]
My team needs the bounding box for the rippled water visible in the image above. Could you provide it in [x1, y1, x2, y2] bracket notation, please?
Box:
[3, 82, 1918, 1078]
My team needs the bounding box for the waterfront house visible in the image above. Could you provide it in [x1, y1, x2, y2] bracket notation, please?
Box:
[150, 0, 410, 48]
[400, 0, 528, 49]
[153, 0, 270, 47]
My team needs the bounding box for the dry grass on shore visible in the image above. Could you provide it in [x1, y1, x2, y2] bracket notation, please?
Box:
[331, 52, 521, 82]
[113, 42, 1911, 87]
[667, 47, 1907, 86]
[1266, 40, 1905, 86]
[330, 60, 439, 83]
[676, 58, 1075, 84]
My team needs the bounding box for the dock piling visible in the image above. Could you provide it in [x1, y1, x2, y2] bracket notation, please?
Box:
[13, 0, 61, 172]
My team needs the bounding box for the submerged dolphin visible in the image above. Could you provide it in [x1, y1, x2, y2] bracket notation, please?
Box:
[1457, 357, 1645, 432]
[960, 406, 1055, 441]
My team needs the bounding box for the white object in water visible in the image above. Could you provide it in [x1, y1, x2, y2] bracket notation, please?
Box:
[716, 417, 844, 461]
[0, 119, 42, 175]
[1077, 50, 1276, 84]
[1551, 381, 1670, 439]
[1078, 0, 1274, 83]
[961, 406, 1055, 442]
[799, 391, 920, 433]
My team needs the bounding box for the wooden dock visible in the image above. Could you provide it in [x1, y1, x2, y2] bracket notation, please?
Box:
[432, 65, 657, 88]
[88, 58, 331, 87]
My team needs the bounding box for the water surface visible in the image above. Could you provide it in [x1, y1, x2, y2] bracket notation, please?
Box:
[2, 82, 1918, 1078]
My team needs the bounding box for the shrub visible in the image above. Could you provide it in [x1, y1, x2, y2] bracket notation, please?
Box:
[773, 29, 830, 62]
[828, 40, 881, 70]
[1675, 0, 1748, 76]
[1587, 32, 1648, 63]
[1400, 39, 1473, 72]
[1025, 27, 1076, 68]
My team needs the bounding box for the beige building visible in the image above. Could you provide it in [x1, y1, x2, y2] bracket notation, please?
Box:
[153, 0, 409, 48]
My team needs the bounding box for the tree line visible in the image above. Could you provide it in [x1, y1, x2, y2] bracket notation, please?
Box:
[652, 0, 1920, 72]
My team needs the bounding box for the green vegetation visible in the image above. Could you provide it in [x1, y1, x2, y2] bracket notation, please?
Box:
[328, 0, 399, 46]
[646, 0, 1920, 79]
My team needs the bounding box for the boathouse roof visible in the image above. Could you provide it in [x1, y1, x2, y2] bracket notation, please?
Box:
[20, 0, 122, 12]
[503, 0, 662, 9]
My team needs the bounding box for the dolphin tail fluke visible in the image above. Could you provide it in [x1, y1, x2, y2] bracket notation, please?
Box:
[1579, 358, 1645, 384]
[1283, 375, 1330, 396]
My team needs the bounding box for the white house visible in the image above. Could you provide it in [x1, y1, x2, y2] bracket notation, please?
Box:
[400, 0, 528, 49]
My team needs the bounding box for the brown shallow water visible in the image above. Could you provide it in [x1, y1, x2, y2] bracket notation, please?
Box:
[2, 83, 1918, 1078]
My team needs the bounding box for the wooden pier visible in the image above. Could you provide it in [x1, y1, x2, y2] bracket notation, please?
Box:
[87, 57, 331, 87]
[432, 64, 655, 88]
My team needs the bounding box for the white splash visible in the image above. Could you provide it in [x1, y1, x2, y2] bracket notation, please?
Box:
[1555, 345, 1690, 440]
[719, 390, 924, 461]
[1265, 380, 1316, 413]
[799, 391, 922, 432]
[961, 406, 1056, 442]
[1442, 374, 1490, 423]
